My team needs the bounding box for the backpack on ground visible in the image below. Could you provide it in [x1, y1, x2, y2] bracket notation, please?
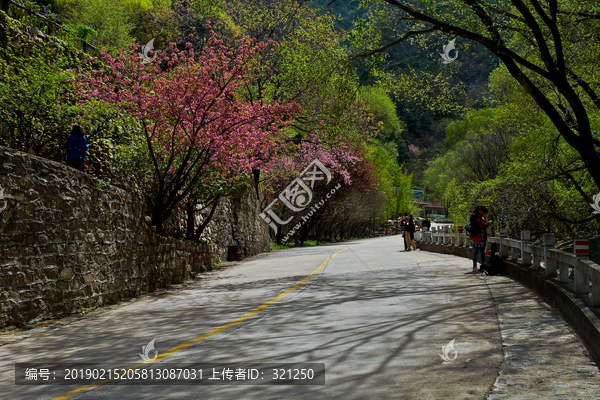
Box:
[481, 243, 504, 276]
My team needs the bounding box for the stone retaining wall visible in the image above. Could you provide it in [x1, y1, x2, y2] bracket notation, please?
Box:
[0, 146, 269, 328]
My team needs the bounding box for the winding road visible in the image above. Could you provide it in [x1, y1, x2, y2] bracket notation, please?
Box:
[1, 236, 599, 399]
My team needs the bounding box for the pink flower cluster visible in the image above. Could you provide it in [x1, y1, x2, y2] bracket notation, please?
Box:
[73, 32, 302, 185]
[274, 134, 361, 185]
[408, 144, 419, 154]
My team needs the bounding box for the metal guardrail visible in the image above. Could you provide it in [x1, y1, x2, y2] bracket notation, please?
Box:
[2, 0, 98, 55]
[415, 226, 600, 307]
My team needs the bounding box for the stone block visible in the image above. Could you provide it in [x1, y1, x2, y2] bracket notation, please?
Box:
[46, 268, 58, 279]
[58, 267, 74, 280]
[19, 247, 35, 257]
[85, 233, 95, 243]
[95, 232, 105, 243]
[44, 256, 55, 267]
[56, 280, 69, 290]
[33, 298, 45, 309]
[14, 273, 26, 286]
[34, 269, 46, 281]
[14, 204, 35, 220]
[17, 301, 33, 313]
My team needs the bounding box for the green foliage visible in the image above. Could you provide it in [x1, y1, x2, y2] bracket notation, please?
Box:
[0, 14, 133, 177]
[445, 108, 497, 151]
[0, 52, 74, 160]
[365, 141, 416, 219]
[192, 0, 224, 18]
[59, 0, 137, 49]
[424, 97, 600, 240]
[227, 0, 361, 146]
[67, 24, 98, 42]
[359, 86, 409, 162]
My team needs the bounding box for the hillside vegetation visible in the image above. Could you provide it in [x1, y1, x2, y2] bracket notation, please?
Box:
[2, 0, 599, 245]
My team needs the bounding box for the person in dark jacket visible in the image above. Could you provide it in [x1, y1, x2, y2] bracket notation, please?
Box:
[422, 217, 431, 231]
[404, 214, 417, 251]
[399, 216, 407, 250]
[470, 205, 489, 272]
[65, 125, 89, 172]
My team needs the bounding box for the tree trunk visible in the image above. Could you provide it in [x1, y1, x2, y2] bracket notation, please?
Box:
[151, 205, 165, 235]
[192, 200, 219, 241]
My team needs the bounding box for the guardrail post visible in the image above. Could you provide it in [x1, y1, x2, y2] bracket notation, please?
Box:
[559, 261, 570, 282]
[530, 242, 543, 269]
[485, 226, 492, 251]
[543, 234, 557, 277]
[520, 231, 531, 265]
[573, 239, 590, 289]
[498, 228, 508, 258]
[593, 285, 600, 308]
[443, 226, 450, 245]
[457, 226, 464, 247]
[574, 258, 589, 294]
[451, 229, 457, 246]
[510, 243, 518, 261]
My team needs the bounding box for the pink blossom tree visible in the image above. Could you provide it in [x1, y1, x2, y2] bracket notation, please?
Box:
[74, 33, 301, 233]
[263, 134, 375, 244]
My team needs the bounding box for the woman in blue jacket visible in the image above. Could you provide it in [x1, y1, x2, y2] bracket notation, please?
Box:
[65, 125, 89, 172]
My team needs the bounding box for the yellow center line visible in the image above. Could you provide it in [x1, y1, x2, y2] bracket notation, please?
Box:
[51, 244, 362, 399]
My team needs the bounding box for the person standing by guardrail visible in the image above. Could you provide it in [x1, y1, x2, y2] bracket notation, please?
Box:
[470, 205, 489, 272]
[422, 216, 431, 231]
[404, 214, 417, 251]
[399, 216, 407, 251]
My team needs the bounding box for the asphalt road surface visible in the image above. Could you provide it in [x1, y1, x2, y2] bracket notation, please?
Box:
[1, 236, 598, 399]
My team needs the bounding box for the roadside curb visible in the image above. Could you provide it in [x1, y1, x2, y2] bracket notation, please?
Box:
[419, 242, 600, 366]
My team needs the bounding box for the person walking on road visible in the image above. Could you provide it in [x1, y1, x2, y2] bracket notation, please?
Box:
[66, 125, 89, 172]
[404, 214, 417, 251]
[470, 205, 489, 272]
